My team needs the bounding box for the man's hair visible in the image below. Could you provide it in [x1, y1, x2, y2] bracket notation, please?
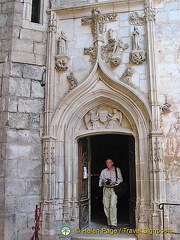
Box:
[105, 158, 114, 162]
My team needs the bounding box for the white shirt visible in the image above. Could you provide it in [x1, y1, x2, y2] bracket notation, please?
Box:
[99, 167, 123, 187]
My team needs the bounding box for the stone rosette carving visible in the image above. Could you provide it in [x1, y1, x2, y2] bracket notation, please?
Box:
[84, 106, 123, 130]
[130, 12, 145, 26]
[130, 26, 146, 65]
[55, 56, 69, 71]
[67, 71, 78, 90]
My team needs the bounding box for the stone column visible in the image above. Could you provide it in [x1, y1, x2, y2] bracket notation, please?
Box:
[145, 0, 167, 234]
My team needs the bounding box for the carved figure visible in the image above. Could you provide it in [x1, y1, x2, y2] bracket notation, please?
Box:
[109, 39, 129, 66]
[108, 28, 115, 43]
[67, 71, 78, 90]
[58, 31, 67, 55]
[166, 112, 180, 160]
[130, 26, 146, 65]
[90, 110, 100, 129]
[107, 109, 123, 128]
[132, 26, 140, 50]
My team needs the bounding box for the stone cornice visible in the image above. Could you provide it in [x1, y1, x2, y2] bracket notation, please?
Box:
[47, 0, 144, 20]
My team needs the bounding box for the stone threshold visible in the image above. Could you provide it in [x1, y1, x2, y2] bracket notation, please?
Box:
[71, 223, 137, 240]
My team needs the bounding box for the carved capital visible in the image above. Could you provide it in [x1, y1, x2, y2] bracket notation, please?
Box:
[55, 55, 69, 71]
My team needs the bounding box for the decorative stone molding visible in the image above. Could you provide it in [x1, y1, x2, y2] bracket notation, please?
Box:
[130, 26, 146, 65]
[101, 37, 129, 66]
[67, 71, 78, 90]
[120, 67, 138, 89]
[144, 0, 156, 22]
[84, 105, 123, 130]
[130, 12, 146, 26]
[49, 14, 57, 33]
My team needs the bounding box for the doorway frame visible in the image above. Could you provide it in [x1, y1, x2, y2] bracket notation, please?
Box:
[85, 133, 136, 227]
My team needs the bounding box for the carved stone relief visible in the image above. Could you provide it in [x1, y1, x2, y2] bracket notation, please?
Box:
[84, 105, 123, 130]
[67, 71, 78, 90]
[119, 67, 138, 89]
[130, 12, 146, 26]
[130, 26, 146, 65]
[160, 95, 171, 114]
[55, 31, 70, 71]
[165, 112, 180, 160]
[82, 8, 118, 64]
[101, 36, 129, 66]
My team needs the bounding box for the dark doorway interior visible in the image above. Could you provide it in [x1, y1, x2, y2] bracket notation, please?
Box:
[90, 134, 135, 226]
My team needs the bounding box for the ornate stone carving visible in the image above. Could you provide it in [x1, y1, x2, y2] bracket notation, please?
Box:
[160, 95, 171, 113]
[101, 37, 129, 66]
[130, 26, 146, 65]
[84, 106, 123, 130]
[84, 47, 96, 64]
[144, 0, 156, 22]
[49, 15, 57, 33]
[82, 8, 117, 64]
[67, 71, 78, 90]
[55, 31, 70, 71]
[81, 8, 117, 41]
[120, 67, 137, 89]
[57, 31, 67, 55]
[55, 58, 69, 71]
[130, 12, 145, 26]
[165, 112, 180, 160]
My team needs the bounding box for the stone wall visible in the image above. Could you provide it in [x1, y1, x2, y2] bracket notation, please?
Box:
[0, 0, 48, 239]
[155, 0, 180, 236]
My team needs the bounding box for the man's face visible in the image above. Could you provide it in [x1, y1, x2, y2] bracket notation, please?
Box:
[106, 159, 114, 169]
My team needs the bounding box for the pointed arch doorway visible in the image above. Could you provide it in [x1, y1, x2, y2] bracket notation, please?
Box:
[78, 133, 136, 228]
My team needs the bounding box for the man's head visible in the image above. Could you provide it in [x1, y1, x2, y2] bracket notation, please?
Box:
[106, 158, 114, 169]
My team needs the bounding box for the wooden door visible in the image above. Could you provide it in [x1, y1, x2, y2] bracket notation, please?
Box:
[78, 138, 90, 228]
[128, 136, 136, 228]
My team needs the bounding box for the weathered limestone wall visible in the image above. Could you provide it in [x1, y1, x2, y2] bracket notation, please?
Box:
[0, 1, 15, 239]
[155, 0, 180, 234]
[0, 0, 49, 239]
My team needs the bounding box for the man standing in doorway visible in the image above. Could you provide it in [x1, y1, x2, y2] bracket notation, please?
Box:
[99, 158, 123, 229]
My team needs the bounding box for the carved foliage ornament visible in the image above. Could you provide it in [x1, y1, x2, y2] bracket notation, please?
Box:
[84, 106, 123, 130]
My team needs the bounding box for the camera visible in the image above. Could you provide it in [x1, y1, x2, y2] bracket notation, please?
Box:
[106, 178, 112, 185]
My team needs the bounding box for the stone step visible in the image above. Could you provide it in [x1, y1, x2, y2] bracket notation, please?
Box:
[71, 224, 137, 240]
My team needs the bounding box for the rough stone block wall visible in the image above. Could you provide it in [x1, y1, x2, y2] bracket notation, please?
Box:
[0, 0, 48, 239]
[155, 0, 180, 237]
